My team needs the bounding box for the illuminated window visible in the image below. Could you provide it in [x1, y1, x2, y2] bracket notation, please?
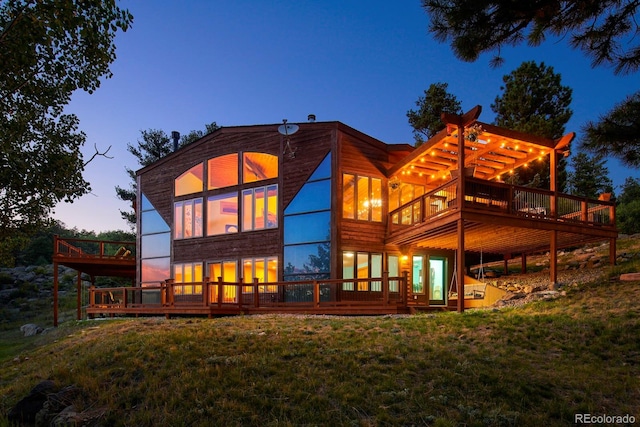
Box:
[174, 198, 203, 239]
[242, 185, 278, 231]
[343, 174, 382, 222]
[207, 193, 238, 235]
[342, 251, 382, 291]
[140, 193, 170, 290]
[208, 154, 238, 189]
[208, 260, 238, 303]
[242, 257, 278, 292]
[173, 262, 203, 295]
[175, 163, 204, 196]
[389, 183, 425, 211]
[243, 152, 278, 183]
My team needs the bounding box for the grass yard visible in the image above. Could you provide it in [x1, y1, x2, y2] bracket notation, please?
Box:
[0, 276, 639, 426]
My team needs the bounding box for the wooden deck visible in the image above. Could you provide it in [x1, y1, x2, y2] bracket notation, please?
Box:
[86, 276, 410, 317]
[387, 177, 617, 256]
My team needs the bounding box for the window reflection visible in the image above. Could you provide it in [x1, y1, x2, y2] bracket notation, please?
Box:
[175, 163, 204, 196]
[284, 212, 330, 244]
[284, 242, 330, 280]
[141, 234, 171, 258]
[285, 180, 330, 215]
[141, 210, 170, 234]
[208, 154, 238, 189]
[207, 193, 238, 235]
[141, 257, 170, 283]
[243, 152, 278, 183]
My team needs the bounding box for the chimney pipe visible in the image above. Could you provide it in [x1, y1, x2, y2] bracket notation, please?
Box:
[308, 114, 316, 122]
[171, 131, 180, 151]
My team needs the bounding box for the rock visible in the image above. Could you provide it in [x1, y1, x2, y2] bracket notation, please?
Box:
[8, 380, 56, 424]
[20, 323, 43, 337]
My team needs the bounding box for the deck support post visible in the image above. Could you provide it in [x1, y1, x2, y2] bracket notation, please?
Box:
[382, 271, 389, 306]
[521, 254, 527, 274]
[457, 219, 465, 313]
[76, 271, 82, 321]
[53, 261, 59, 327]
[550, 231, 558, 289]
[610, 238, 617, 265]
[254, 278, 260, 308]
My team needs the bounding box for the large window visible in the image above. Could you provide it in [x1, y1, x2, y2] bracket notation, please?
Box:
[140, 194, 170, 289]
[174, 198, 203, 239]
[242, 185, 278, 231]
[342, 173, 382, 222]
[389, 182, 425, 211]
[284, 153, 331, 281]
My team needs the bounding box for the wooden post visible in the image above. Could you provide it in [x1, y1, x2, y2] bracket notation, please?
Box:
[76, 271, 82, 321]
[314, 281, 320, 308]
[521, 253, 527, 274]
[203, 277, 209, 307]
[457, 219, 465, 313]
[402, 270, 409, 304]
[217, 277, 223, 307]
[53, 262, 59, 327]
[550, 231, 558, 290]
[382, 271, 389, 306]
[166, 279, 174, 306]
[254, 278, 260, 308]
[237, 282, 243, 309]
[610, 238, 617, 266]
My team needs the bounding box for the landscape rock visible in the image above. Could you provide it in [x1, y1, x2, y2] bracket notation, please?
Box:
[20, 323, 43, 337]
[8, 380, 56, 424]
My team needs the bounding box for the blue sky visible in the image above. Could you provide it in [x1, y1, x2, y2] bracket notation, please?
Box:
[53, 0, 640, 232]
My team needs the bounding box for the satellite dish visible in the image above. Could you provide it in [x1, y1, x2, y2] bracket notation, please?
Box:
[278, 120, 299, 136]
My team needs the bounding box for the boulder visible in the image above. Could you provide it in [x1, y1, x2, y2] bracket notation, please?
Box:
[8, 380, 56, 424]
[20, 323, 43, 337]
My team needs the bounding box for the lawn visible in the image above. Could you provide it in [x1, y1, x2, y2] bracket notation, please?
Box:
[1, 276, 639, 426]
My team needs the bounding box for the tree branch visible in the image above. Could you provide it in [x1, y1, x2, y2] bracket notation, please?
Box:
[83, 143, 113, 166]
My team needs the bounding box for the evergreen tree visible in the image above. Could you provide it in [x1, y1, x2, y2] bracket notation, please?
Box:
[421, 0, 640, 75]
[492, 61, 572, 189]
[407, 83, 462, 145]
[566, 152, 613, 199]
[580, 91, 640, 168]
[616, 177, 640, 235]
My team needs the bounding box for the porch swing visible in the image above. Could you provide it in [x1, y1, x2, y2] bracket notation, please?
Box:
[448, 248, 490, 305]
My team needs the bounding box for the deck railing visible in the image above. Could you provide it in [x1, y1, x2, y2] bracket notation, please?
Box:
[389, 176, 615, 231]
[54, 235, 136, 259]
[89, 273, 408, 312]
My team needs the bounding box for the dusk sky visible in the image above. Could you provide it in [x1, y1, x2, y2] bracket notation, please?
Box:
[53, 0, 640, 233]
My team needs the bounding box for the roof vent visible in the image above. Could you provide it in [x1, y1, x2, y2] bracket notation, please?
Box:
[171, 131, 180, 151]
[307, 114, 316, 122]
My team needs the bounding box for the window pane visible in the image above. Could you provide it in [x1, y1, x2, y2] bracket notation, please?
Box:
[400, 183, 413, 206]
[309, 153, 331, 181]
[388, 255, 399, 277]
[371, 178, 382, 222]
[184, 201, 193, 238]
[243, 259, 253, 283]
[255, 187, 266, 229]
[255, 259, 265, 282]
[223, 261, 237, 282]
[174, 264, 183, 283]
[371, 253, 382, 291]
[184, 264, 193, 283]
[284, 211, 330, 244]
[141, 233, 170, 258]
[357, 252, 369, 291]
[207, 193, 238, 235]
[342, 251, 354, 291]
[285, 180, 330, 215]
[209, 263, 222, 282]
[266, 185, 278, 228]
[267, 258, 277, 282]
[141, 257, 170, 283]
[284, 243, 331, 276]
[194, 263, 203, 282]
[343, 174, 355, 219]
[357, 176, 369, 220]
[208, 154, 238, 189]
[142, 210, 170, 235]
[175, 163, 203, 196]
[174, 203, 183, 239]
[242, 189, 253, 231]
[141, 194, 153, 211]
[389, 186, 400, 212]
[194, 199, 203, 237]
[243, 152, 278, 183]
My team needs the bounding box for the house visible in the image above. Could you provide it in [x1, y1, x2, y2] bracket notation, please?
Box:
[53, 106, 617, 323]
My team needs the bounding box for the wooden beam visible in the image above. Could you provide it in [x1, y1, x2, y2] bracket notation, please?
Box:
[457, 219, 465, 313]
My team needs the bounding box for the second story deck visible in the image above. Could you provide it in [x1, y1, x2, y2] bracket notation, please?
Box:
[387, 176, 616, 256]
